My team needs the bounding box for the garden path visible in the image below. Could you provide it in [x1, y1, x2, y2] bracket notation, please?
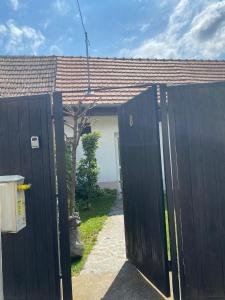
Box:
[73, 195, 171, 300]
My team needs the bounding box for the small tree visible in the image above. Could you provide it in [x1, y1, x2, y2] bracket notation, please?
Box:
[64, 97, 98, 215]
[76, 132, 101, 208]
[64, 99, 99, 258]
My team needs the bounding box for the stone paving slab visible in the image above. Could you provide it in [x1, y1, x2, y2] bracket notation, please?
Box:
[73, 262, 172, 300]
[73, 196, 172, 300]
[73, 272, 117, 300]
[80, 196, 126, 275]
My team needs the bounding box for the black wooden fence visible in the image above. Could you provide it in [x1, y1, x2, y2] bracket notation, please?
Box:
[0, 93, 72, 300]
[119, 87, 170, 297]
[119, 82, 225, 300]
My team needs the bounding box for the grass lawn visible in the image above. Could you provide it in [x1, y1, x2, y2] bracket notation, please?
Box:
[71, 189, 117, 276]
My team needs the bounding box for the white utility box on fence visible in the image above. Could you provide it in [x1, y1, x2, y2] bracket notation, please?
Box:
[0, 175, 28, 233]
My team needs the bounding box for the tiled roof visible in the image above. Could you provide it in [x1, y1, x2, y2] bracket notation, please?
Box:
[56, 56, 225, 104]
[0, 56, 57, 98]
[1, 56, 225, 104]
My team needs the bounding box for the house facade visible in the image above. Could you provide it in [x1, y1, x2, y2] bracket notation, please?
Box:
[64, 114, 120, 190]
[1, 56, 225, 189]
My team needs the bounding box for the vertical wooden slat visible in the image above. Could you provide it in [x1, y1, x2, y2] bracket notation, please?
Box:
[46, 96, 61, 300]
[29, 97, 51, 299]
[18, 99, 38, 299]
[40, 97, 61, 300]
[1, 101, 17, 299]
[166, 82, 225, 300]
[160, 85, 180, 300]
[0, 94, 61, 300]
[118, 86, 170, 297]
[53, 92, 73, 300]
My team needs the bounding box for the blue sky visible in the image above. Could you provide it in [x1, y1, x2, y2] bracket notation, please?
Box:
[0, 0, 225, 59]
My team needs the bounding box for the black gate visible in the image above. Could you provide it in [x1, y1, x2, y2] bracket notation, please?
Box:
[0, 93, 72, 300]
[119, 82, 225, 300]
[162, 82, 225, 300]
[118, 86, 170, 297]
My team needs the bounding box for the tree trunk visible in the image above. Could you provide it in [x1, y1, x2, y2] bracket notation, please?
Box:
[69, 113, 85, 258]
[69, 114, 78, 216]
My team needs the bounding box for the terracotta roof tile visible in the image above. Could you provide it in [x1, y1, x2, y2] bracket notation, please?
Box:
[0, 56, 57, 98]
[1, 56, 225, 104]
[55, 56, 225, 104]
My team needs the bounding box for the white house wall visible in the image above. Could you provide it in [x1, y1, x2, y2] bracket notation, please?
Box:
[64, 115, 120, 190]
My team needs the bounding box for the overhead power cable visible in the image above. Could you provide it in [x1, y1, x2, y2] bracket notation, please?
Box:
[76, 0, 91, 94]
[60, 83, 153, 94]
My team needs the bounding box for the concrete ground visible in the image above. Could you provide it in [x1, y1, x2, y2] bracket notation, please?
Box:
[73, 196, 172, 300]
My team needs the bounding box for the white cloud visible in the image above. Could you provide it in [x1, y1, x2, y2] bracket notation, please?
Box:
[49, 44, 63, 55]
[119, 0, 225, 59]
[182, 1, 225, 57]
[41, 19, 51, 30]
[0, 20, 45, 55]
[0, 25, 7, 35]
[53, 0, 69, 15]
[8, 0, 20, 10]
[159, 0, 169, 8]
[140, 23, 150, 32]
[123, 36, 137, 44]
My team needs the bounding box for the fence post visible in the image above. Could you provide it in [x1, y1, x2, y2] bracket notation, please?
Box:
[53, 92, 73, 300]
[160, 85, 180, 300]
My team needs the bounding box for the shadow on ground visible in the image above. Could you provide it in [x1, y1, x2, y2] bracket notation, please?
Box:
[102, 262, 168, 300]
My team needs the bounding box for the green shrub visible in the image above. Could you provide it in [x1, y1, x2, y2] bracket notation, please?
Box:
[76, 132, 101, 208]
